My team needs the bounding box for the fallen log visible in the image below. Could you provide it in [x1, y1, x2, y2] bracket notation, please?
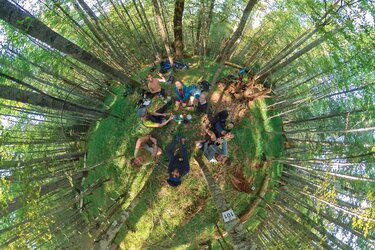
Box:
[239, 173, 270, 223]
[224, 61, 244, 70]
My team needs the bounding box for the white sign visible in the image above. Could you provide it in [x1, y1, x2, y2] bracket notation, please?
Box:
[222, 209, 236, 222]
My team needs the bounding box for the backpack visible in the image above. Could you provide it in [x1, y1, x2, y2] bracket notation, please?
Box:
[166, 75, 175, 85]
[159, 60, 171, 73]
[174, 61, 189, 69]
[239, 67, 249, 75]
[189, 84, 201, 97]
[227, 74, 237, 80]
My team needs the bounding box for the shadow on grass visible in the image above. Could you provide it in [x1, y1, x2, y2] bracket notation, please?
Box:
[113, 165, 167, 247]
[83, 88, 148, 219]
[142, 199, 218, 249]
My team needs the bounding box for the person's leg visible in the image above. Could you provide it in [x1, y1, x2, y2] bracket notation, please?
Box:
[175, 100, 181, 110]
[165, 136, 180, 161]
[145, 91, 156, 99]
[158, 88, 166, 98]
[156, 99, 172, 113]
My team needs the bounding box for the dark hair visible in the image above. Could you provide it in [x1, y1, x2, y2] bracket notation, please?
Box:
[217, 110, 229, 120]
[167, 177, 181, 187]
[223, 157, 231, 166]
[147, 73, 153, 77]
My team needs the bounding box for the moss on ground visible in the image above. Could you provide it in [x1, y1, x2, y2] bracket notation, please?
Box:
[83, 57, 284, 249]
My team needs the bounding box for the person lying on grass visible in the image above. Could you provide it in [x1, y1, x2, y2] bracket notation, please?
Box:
[166, 135, 190, 187]
[137, 99, 174, 128]
[195, 138, 230, 165]
[131, 135, 162, 167]
[174, 81, 190, 111]
[147, 72, 166, 99]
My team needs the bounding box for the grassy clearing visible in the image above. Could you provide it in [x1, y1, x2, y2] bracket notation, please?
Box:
[83, 57, 284, 249]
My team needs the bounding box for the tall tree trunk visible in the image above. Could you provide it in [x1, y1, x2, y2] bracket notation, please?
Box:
[195, 156, 252, 250]
[257, 27, 341, 83]
[203, 0, 216, 59]
[132, 0, 161, 58]
[0, 0, 139, 88]
[0, 170, 86, 217]
[194, 4, 203, 56]
[173, 0, 185, 59]
[211, 0, 258, 84]
[94, 182, 147, 249]
[281, 189, 375, 244]
[137, 0, 161, 58]
[0, 85, 107, 117]
[152, 0, 175, 68]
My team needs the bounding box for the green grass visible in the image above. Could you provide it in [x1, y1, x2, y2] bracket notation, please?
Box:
[83, 57, 284, 249]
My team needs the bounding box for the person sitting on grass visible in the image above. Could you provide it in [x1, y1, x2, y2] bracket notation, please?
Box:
[195, 138, 230, 165]
[147, 72, 166, 99]
[166, 135, 190, 187]
[137, 99, 174, 128]
[174, 81, 190, 110]
[131, 134, 162, 167]
[188, 85, 208, 113]
[209, 110, 234, 140]
[140, 109, 174, 128]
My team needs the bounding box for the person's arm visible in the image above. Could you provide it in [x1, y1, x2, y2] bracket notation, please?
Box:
[157, 72, 166, 82]
[166, 138, 178, 161]
[180, 144, 190, 176]
[205, 128, 217, 141]
[134, 136, 148, 156]
[159, 116, 173, 127]
[214, 122, 225, 136]
[150, 112, 166, 117]
[150, 136, 158, 156]
[181, 86, 190, 102]
[167, 160, 175, 175]
[175, 87, 183, 101]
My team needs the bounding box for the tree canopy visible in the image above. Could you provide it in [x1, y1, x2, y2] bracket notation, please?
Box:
[0, 0, 374, 249]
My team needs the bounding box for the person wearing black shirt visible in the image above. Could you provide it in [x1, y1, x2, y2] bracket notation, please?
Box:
[166, 135, 190, 187]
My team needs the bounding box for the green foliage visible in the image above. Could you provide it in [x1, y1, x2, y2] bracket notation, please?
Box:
[0, 0, 374, 248]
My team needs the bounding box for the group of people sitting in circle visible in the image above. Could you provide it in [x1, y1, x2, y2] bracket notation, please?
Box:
[131, 71, 234, 187]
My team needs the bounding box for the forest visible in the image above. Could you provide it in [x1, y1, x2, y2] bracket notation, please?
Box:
[0, 0, 374, 249]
